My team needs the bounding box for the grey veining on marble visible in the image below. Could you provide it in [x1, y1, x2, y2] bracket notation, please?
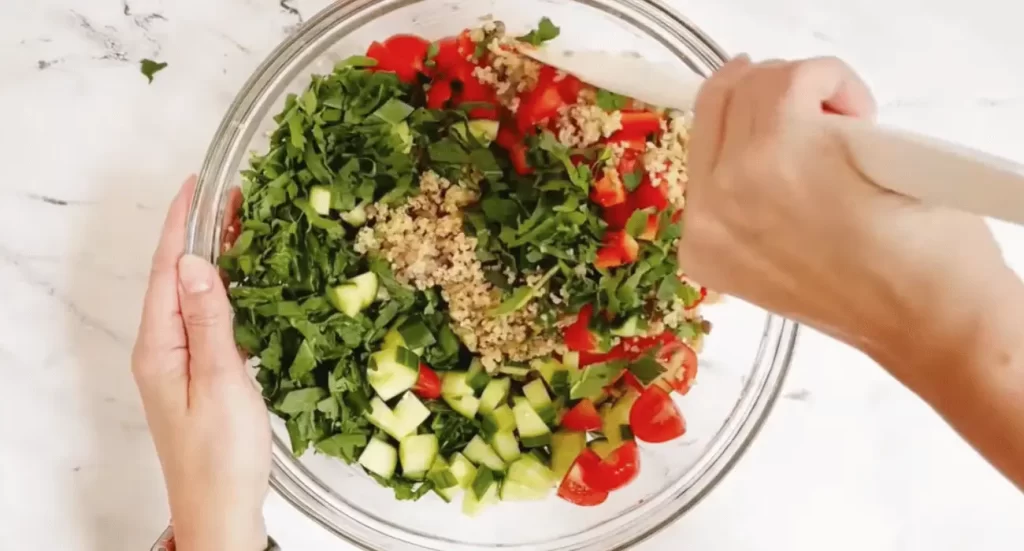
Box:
[1, 1, 1022, 550]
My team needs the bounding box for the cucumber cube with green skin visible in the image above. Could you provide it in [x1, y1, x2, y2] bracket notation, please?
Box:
[393, 121, 413, 153]
[513, 401, 551, 448]
[466, 358, 491, 393]
[498, 364, 531, 379]
[562, 351, 581, 370]
[462, 478, 498, 517]
[454, 119, 500, 145]
[602, 390, 640, 448]
[364, 397, 411, 441]
[399, 433, 439, 480]
[309, 185, 332, 215]
[341, 202, 367, 226]
[448, 452, 478, 489]
[500, 480, 548, 501]
[348, 272, 379, 308]
[428, 456, 459, 502]
[481, 404, 516, 435]
[610, 315, 648, 337]
[463, 435, 505, 471]
[381, 323, 424, 355]
[478, 378, 511, 414]
[523, 379, 553, 410]
[358, 438, 398, 479]
[531, 357, 563, 384]
[368, 347, 420, 401]
[588, 438, 618, 461]
[551, 431, 587, 479]
[326, 284, 364, 317]
[393, 392, 430, 434]
[488, 430, 522, 463]
[507, 454, 556, 490]
[441, 371, 480, 419]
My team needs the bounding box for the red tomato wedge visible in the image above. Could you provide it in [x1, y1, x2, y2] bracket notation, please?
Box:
[630, 386, 686, 443]
[616, 110, 663, 137]
[581, 441, 640, 493]
[366, 41, 395, 70]
[659, 342, 699, 395]
[561, 400, 603, 431]
[564, 304, 599, 353]
[591, 172, 627, 207]
[557, 450, 610, 506]
[412, 363, 442, 400]
[426, 79, 453, 109]
[602, 199, 634, 230]
[381, 34, 430, 83]
[517, 66, 566, 132]
[633, 177, 670, 211]
[594, 230, 639, 269]
[638, 213, 659, 241]
[558, 74, 586, 103]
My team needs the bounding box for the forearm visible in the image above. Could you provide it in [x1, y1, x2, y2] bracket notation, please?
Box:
[871, 264, 1024, 489]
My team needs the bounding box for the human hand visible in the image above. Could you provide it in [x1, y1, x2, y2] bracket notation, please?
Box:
[679, 56, 1014, 387]
[132, 176, 271, 551]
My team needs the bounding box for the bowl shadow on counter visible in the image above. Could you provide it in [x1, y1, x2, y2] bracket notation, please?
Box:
[64, 168, 180, 551]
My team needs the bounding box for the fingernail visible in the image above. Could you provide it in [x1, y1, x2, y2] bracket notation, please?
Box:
[178, 254, 213, 294]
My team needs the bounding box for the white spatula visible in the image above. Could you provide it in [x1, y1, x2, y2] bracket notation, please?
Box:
[523, 47, 1024, 226]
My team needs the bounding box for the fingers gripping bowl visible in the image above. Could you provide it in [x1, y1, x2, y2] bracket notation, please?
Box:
[186, 1, 796, 549]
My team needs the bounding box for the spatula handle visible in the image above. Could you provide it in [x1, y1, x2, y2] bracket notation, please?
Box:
[827, 116, 1024, 225]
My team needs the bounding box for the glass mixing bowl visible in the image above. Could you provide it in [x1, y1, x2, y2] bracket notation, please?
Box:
[186, 1, 798, 549]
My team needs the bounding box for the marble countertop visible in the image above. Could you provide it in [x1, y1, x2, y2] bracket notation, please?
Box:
[2, 0, 1023, 549]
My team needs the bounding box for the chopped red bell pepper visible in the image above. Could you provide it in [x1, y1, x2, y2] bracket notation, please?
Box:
[368, 34, 430, 84]
[591, 172, 627, 207]
[617, 110, 663, 137]
[558, 73, 586, 103]
[633, 177, 670, 211]
[564, 305, 600, 353]
[516, 66, 566, 132]
[426, 79, 453, 109]
[594, 230, 639, 269]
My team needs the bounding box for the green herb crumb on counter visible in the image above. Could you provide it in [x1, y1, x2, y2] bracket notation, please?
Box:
[220, 17, 715, 514]
[140, 59, 168, 83]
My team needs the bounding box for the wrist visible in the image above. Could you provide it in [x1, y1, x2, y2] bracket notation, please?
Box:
[172, 509, 267, 551]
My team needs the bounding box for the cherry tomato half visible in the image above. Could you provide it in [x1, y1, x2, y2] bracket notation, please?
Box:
[658, 342, 698, 395]
[629, 386, 686, 443]
[381, 34, 430, 84]
[412, 363, 442, 400]
[557, 450, 609, 506]
[564, 304, 600, 353]
[561, 399, 603, 432]
[581, 441, 640, 493]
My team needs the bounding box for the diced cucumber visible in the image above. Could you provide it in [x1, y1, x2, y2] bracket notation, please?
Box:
[309, 185, 332, 215]
[466, 358, 491, 393]
[463, 435, 505, 471]
[562, 351, 581, 370]
[523, 379, 553, 411]
[514, 401, 551, 448]
[381, 323, 425, 356]
[611, 315, 648, 337]
[393, 392, 430, 434]
[507, 454, 556, 490]
[364, 397, 411, 441]
[482, 404, 516, 435]
[551, 431, 587, 480]
[399, 434, 439, 480]
[394, 121, 413, 153]
[478, 378, 511, 414]
[532, 357, 563, 384]
[441, 372, 480, 419]
[454, 119, 500, 145]
[341, 202, 367, 226]
[498, 364, 531, 379]
[358, 438, 398, 479]
[449, 452, 478, 489]
[397, 316, 436, 350]
[326, 284, 364, 317]
[349, 272, 379, 309]
[500, 480, 548, 501]
[588, 438, 618, 460]
[602, 389, 640, 448]
[368, 347, 420, 401]
[462, 477, 499, 517]
[489, 430, 522, 463]
[428, 457, 459, 502]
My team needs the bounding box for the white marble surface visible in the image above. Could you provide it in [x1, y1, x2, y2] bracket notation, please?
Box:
[1, 0, 1023, 550]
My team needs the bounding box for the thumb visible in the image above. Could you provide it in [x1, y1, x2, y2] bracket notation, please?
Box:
[177, 254, 242, 381]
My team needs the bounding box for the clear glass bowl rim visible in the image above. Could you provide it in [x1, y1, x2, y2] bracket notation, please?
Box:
[185, 1, 798, 549]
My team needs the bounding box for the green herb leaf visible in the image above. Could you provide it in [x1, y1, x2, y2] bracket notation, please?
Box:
[288, 339, 318, 381]
[518, 17, 561, 46]
[315, 433, 367, 462]
[625, 209, 651, 238]
[595, 89, 629, 112]
[278, 388, 328, 415]
[627, 354, 665, 386]
[140, 59, 168, 83]
[570, 359, 627, 400]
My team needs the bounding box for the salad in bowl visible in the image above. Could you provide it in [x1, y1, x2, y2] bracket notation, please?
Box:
[220, 17, 711, 517]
